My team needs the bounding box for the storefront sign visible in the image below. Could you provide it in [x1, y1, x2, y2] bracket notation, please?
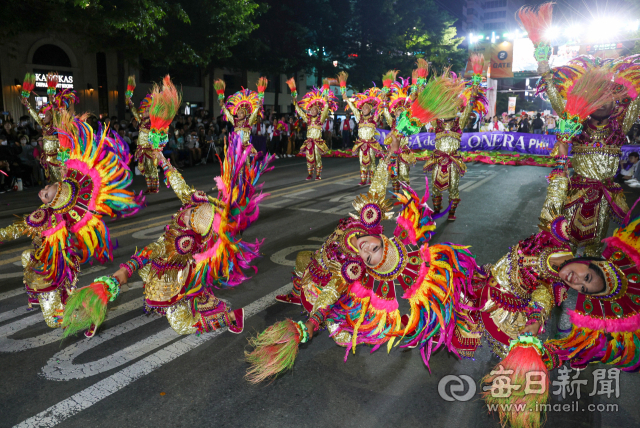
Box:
[33, 70, 74, 89]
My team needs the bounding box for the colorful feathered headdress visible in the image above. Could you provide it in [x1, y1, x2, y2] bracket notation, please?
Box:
[225, 89, 262, 117]
[299, 88, 338, 112]
[353, 87, 385, 110]
[460, 82, 489, 120]
[138, 94, 153, 114]
[537, 55, 640, 110]
[388, 78, 411, 111]
[555, 67, 626, 142]
[51, 111, 144, 264]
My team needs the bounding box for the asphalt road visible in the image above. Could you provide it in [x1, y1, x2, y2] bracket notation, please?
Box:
[1, 156, 639, 428]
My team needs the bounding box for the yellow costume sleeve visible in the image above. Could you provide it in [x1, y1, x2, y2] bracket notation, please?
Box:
[221, 104, 234, 123]
[346, 98, 361, 122]
[311, 276, 346, 315]
[20, 98, 44, 128]
[622, 96, 640, 134]
[382, 107, 394, 128]
[164, 165, 195, 204]
[542, 73, 566, 115]
[458, 91, 476, 130]
[0, 221, 27, 243]
[529, 283, 555, 324]
[320, 101, 330, 123]
[538, 175, 569, 230]
[294, 103, 308, 122]
[127, 98, 141, 123]
[248, 103, 261, 126]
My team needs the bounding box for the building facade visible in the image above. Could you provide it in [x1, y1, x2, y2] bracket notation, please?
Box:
[0, 33, 306, 121]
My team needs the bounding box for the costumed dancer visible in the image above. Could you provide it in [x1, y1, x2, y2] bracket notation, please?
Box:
[343, 87, 385, 185]
[62, 128, 275, 338]
[0, 112, 144, 329]
[124, 75, 157, 193]
[249, 80, 480, 383]
[274, 76, 468, 307]
[528, 2, 640, 256]
[380, 71, 417, 193]
[289, 78, 338, 180]
[216, 77, 267, 164]
[482, 212, 640, 428]
[455, 68, 629, 363]
[422, 57, 487, 221]
[19, 72, 79, 183]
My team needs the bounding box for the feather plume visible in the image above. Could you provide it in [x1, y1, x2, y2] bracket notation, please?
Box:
[415, 58, 429, 78]
[245, 319, 303, 383]
[285, 77, 297, 92]
[61, 281, 110, 338]
[150, 75, 181, 132]
[22, 73, 36, 93]
[470, 53, 485, 75]
[410, 75, 464, 123]
[337, 71, 349, 87]
[126, 75, 136, 93]
[382, 70, 399, 89]
[565, 68, 623, 120]
[46, 72, 59, 89]
[517, 2, 555, 45]
[214, 79, 226, 94]
[482, 337, 550, 428]
[256, 76, 269, 94]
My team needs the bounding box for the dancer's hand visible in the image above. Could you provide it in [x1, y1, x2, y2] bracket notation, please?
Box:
[113, 268, 129, 286]
[556, 141, 569, 157]
[154, 150, 167, 164]
[521, 321, 540, 336]
[305, 321, 314, 340]
[342, 92, 348, 101]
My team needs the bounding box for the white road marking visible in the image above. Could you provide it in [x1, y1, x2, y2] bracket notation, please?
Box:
[15, 282, 293, 428]
[131, 225, 166, 240]
[1, 297, 146, 353]
[270, 245, 319, 266]
[0, 271, 23, 279]
[0, 266, 107, 303]
[322, 201, 355, 214]
[285, 189, 315, 198]
[462, 173, 498, 192]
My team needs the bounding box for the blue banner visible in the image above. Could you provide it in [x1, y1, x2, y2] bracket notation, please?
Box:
[375, 130, 557, 156]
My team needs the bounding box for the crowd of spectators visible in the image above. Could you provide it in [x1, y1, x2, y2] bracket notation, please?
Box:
[2, 104, 640, 193]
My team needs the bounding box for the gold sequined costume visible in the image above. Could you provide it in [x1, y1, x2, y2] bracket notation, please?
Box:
[19, 74, 79, 183]
[422, 97, 474, 220]
[463, 173, 574, 357]
[126, 90, 157, 193]
[346, 89, 384, 185]
[293, 89, 337, 179]
[538, 56, 640, 256]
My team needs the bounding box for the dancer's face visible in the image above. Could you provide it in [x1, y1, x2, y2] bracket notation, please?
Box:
[558, 261, 605, 294]
[362, 103, 372, 116]
[43, 110, 52, 125]
[356, 235, 383, 267]
[39, 183, 59, 204]
[394, 106, 405, 116]
[309, 106, 319, 117]
[591, 102, 614, 120]
[237, 109, 247, 120]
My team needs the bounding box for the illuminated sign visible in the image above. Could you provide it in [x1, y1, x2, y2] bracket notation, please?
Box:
[33, 70, 74, 89]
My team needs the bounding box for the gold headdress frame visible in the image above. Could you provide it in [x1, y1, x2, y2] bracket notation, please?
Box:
[190, 202, 215, 237]
[589, 260, 628, 301]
